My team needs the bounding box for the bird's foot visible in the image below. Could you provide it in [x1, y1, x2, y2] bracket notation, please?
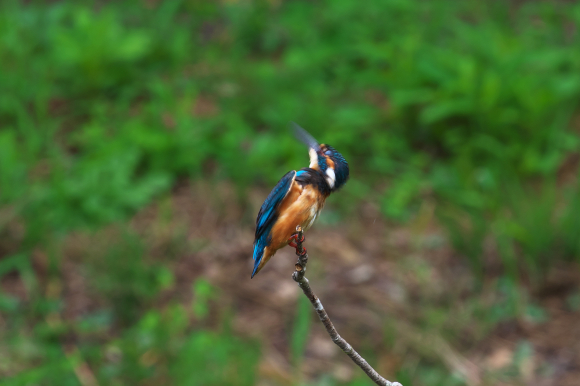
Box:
[288, 233, 306, 256]
[287, 232, 305, 247]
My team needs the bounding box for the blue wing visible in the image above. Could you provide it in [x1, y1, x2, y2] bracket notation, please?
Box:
[252, 170, 296, 277]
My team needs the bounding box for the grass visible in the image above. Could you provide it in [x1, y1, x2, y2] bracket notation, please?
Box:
[1, 0, 580, 384]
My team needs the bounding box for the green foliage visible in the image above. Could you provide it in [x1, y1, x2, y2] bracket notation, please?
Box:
[3, 0, 580, 228]
[439, 175, 580, 282]
[98, 307, 260, 386]
[85, 232, 169, 325]
[396, 363, 466, 386]
[2, 0, 580, 384]
[291, 294, 312, 368]
[192, 278, 216, 319]
[0, 305, 260, 386]
[1, 0, 579, 279]
[170, 329, 260, 386]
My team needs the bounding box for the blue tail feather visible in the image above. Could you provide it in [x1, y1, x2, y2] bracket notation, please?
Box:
[251, 235, 269, 278]
[252, 171, 295, 277]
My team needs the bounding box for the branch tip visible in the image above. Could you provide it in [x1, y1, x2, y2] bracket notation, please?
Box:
[290, 227, 402, 386]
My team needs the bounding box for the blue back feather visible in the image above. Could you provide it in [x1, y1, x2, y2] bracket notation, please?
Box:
[252, 170, 296, 277]
[317, 154, 328, 172]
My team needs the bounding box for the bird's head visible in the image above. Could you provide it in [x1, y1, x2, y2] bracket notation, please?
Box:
[292, 123, 350, 192]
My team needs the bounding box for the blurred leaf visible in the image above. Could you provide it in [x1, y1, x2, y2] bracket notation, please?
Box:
[291, 295, 311, 368]
[192, 279, 215, 319]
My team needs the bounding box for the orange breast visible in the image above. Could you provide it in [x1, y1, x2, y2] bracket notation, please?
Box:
[269, 184, 325, 251]
[253, 181, 328, 276]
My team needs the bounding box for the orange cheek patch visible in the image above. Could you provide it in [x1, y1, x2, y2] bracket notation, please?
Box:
[326, 157, 335, 170]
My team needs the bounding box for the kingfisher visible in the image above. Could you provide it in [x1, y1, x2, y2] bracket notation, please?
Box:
[251, 123, 350, 278]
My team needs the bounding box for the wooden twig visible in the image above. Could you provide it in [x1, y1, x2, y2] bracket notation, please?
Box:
[291, 226, 402, 386]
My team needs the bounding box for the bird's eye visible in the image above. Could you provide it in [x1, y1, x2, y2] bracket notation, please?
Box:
[324, 150, 332, 156]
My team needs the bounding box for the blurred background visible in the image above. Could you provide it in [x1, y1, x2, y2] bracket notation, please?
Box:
[1, 0, 580, 385]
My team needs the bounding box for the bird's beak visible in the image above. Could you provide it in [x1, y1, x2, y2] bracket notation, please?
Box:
[292, 122, 323, 169]
[292, 122, 320, 151]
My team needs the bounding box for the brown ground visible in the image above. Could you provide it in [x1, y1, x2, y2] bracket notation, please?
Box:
[2, 181, 580, 385]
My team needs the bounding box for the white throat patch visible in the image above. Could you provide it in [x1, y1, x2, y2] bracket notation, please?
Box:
[308, 148, 318, 169]
[325, 168, 336, 189]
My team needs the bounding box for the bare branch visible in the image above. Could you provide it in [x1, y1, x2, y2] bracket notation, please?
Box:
[291, 226, 402, 386]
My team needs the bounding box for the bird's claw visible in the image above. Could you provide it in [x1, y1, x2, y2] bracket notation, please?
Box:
[288, 233, 305, 243]
[288, 233, 306, 255]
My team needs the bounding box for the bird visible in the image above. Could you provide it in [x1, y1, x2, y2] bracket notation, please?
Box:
[251, 123, 350, 278]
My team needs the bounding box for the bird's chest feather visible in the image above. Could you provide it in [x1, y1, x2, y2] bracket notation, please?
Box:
[293, 185, 325, 229]
[270, 184, 326, 249]
[301, 191, 324, 231]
